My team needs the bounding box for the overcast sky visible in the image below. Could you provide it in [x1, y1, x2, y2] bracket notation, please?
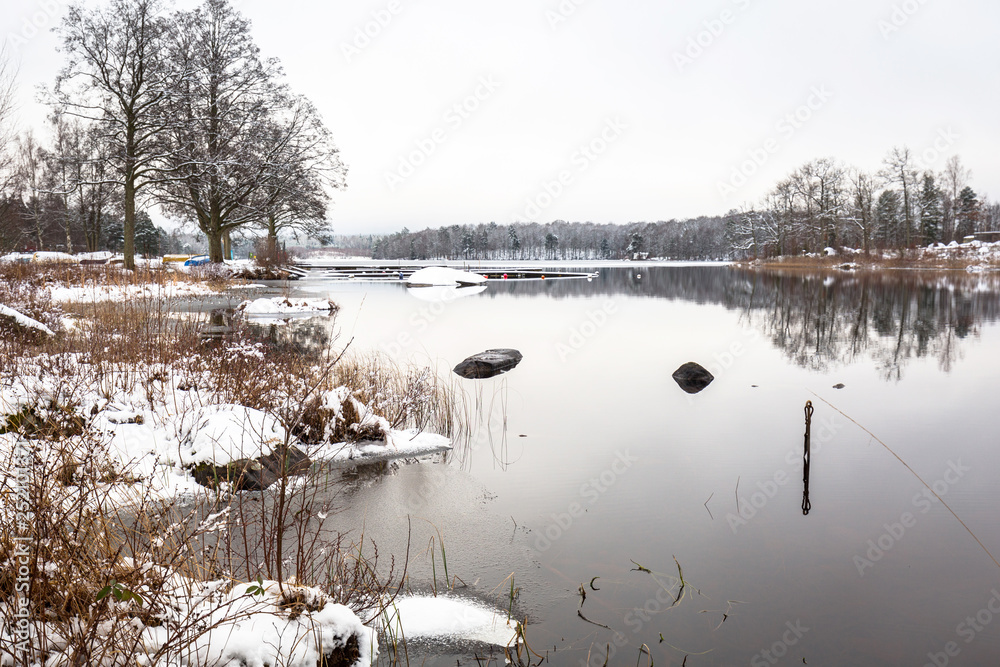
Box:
[3, 0, 999, 235]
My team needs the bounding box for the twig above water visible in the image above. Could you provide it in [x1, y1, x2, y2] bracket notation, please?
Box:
[811, 391, 1000, 571]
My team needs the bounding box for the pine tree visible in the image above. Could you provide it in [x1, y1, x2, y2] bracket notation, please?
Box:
[507, 225, 520, 259]
[134, 210, 160, 257]
[955, 186, 980, 240]
[918, 172, 942, 245]
[875, 190, 901, 248]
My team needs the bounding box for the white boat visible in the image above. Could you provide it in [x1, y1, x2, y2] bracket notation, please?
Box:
[406, 266, 487, 287]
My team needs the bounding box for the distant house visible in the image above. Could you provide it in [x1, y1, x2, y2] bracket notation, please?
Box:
[963, 232, 1000, 243]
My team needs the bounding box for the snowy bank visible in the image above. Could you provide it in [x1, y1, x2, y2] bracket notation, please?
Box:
[0, 574, 377, 667]
[48, 281, 218, 303]
[0, 363, 451, 499]
[237, 296, 337, 316]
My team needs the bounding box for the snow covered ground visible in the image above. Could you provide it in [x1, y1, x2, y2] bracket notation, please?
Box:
[918, 239, 1000, 270]
[0, 361, 452, 499]
[0, 268, 510, 665]
[47, 280, 219, 303]
[1, 574, 378, 667]
[788, 240, 1000, 270]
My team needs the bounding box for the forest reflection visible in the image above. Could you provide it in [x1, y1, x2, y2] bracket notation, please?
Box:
[488, 266, 1000, 379]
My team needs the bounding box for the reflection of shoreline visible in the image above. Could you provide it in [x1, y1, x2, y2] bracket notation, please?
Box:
[733, 267, 996, 379]
[448, 266, 1000, 380]
[262, 266, 1000, 381]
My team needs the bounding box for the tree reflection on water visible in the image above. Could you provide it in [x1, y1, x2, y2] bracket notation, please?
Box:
[485, 265, 1000, 380]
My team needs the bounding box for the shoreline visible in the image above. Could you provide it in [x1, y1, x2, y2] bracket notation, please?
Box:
[735, 244, 1000, 272]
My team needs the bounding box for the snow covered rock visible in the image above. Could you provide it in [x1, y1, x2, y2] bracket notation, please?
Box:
[176, 404, 287, 466]
[191, 442, 313, 491]
[672, 361, 714, 394]
[453, 349, 523, 379]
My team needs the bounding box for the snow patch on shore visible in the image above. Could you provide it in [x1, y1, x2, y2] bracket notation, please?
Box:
[390, 595, 518, 647]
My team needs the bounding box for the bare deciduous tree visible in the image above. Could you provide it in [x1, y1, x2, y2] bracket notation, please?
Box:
[53, 0, 173, 269]
[157, 0, 339, 263]
[252, 97, 346, 259]
[881, 147, 918, 248]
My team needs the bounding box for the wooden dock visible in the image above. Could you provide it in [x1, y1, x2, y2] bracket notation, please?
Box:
[294, 264, 598, 281]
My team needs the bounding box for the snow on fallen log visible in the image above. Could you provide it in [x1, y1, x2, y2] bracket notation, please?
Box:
[0, 303, 55, 337]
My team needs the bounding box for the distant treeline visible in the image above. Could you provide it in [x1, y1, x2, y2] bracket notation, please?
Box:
[353, 217, 729, 261]
[336, 149, 1000, 262]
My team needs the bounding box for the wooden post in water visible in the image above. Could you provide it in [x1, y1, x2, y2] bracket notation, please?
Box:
[802, 400, 813, 515]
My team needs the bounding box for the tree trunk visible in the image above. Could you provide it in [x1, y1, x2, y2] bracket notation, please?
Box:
[206, 231, 223, 263]
[266, 213, 278, 259]
[123, 178, 136, 270]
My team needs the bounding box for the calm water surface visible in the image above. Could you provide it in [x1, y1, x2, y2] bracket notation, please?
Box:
[275, 263, 1000, 666]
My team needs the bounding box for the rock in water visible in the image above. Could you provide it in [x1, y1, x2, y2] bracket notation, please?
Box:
[192, 444, 312, 491]
[672, 362, 714, 394]
[453, 349, 523, 379]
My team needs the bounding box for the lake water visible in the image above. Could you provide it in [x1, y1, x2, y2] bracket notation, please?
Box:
[272, 263, 1000, 666]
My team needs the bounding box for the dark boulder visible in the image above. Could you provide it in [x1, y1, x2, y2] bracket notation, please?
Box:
[191, 443, 312, 491]
[453, 349, 523, 379]
[672, 362, 714, 394]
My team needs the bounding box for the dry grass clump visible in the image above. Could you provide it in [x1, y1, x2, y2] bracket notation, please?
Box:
[0, 258, 215, 291]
